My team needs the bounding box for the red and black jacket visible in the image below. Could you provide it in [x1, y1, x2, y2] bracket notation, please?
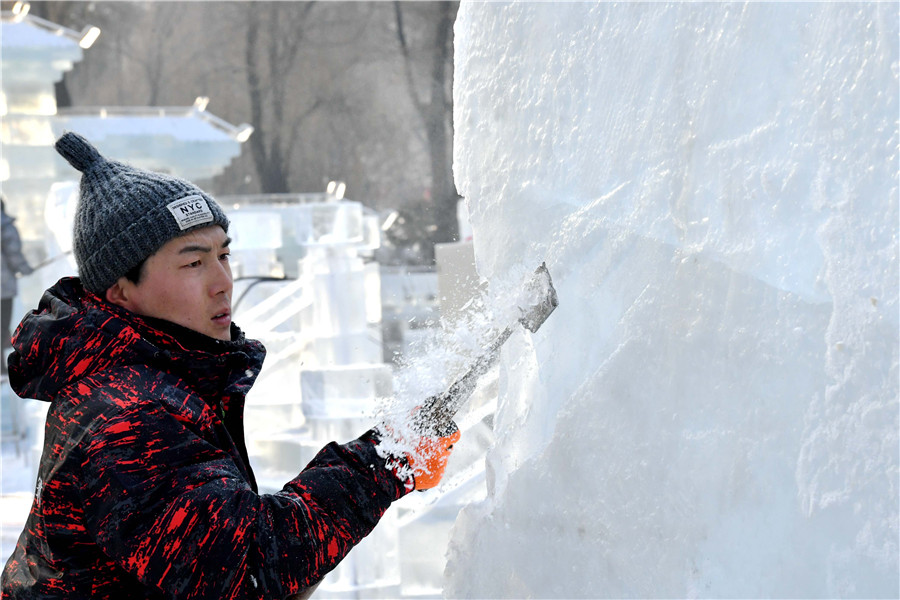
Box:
[1, 277, 410, 599]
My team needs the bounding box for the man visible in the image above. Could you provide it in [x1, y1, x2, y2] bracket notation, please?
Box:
[1, 197, 33, 373]
[1, 132, 457, 599]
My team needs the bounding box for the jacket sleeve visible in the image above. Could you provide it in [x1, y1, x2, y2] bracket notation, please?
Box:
[77, 373, 410, 599]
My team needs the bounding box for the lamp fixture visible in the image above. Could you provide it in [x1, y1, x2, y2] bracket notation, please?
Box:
[381, 210, 400, 231]
[234, 124, 254, 143]
[79, 25, 101, 49]
[326, 181, 346, 200]
[12, 1, 30, 20]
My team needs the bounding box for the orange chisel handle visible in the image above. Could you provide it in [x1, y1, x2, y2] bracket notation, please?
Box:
[408, 426, 461, 490]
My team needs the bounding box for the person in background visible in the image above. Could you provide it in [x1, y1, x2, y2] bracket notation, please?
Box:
[1, 196, 33, 374]
[1, 132, 458, 599]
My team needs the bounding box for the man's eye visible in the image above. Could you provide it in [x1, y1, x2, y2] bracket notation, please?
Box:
[187, 260, 202, 268]
[220, 253, 230, 261]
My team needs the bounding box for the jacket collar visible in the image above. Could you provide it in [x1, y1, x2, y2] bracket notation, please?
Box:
[9, 277, 265, 403]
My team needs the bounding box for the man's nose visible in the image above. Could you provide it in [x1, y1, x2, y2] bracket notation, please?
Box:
[210, 259, 233, 295]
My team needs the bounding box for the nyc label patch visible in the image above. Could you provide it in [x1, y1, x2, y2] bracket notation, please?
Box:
[166, 195, 214, 231]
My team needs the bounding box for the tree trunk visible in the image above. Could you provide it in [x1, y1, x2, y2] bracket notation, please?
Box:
[426, 1, 459, 246]
[243, 2, 318, 194]
[395, 1, 461, 253]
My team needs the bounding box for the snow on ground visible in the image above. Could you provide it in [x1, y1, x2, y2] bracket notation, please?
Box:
[446, 3, 897, 598]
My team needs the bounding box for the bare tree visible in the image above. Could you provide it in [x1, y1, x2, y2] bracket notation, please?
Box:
[26, 2, 143, 107]
[242, 2, 322, 193]
[24, 1, 453, 232]
[394, 1, 460, 247]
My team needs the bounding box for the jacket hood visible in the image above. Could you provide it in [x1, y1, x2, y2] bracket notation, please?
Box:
[9, 277, 265, 402]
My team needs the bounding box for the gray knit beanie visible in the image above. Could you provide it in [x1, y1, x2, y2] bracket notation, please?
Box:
[55, 131, 230, 295]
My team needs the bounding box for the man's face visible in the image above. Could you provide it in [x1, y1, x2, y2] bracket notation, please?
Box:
[112, 225, 234, 341]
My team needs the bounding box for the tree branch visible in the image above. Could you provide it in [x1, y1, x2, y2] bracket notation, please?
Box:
[394, 1, 425, 115]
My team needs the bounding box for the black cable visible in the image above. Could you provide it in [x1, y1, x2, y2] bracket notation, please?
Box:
[232, 276, 291, 312]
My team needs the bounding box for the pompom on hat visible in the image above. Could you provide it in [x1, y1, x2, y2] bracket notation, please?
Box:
[55, 131, 229, 295]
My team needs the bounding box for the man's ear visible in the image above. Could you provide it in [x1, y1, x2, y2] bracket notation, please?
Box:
[105, 278, 133, 310]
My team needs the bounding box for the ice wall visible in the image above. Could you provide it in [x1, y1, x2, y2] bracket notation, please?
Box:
[446, 3, 898, 597]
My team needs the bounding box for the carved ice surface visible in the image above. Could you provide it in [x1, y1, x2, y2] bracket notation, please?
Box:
[446, 3, 898, 598]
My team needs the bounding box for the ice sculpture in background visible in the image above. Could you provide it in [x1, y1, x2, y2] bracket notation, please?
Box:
[228, 195, 403, 596]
